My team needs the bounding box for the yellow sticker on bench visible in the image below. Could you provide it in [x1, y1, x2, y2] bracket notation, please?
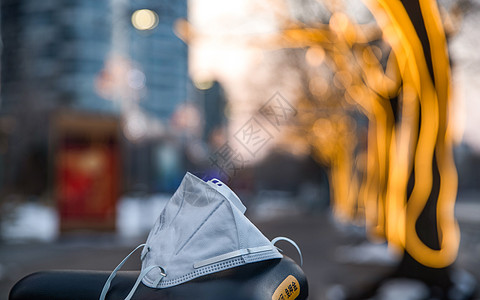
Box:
[272, 275, 300, 300]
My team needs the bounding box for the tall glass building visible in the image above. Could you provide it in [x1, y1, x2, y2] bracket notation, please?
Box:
[1, 0, 188, 116]
[129, 0, 188, 119]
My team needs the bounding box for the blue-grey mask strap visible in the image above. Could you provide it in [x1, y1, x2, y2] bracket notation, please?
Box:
[99, 243, 146, 300]
[124, 265, 166, 300]
[272, 236, 303, 266]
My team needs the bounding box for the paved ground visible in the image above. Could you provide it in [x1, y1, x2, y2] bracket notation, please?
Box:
[1, 206, 479, 300]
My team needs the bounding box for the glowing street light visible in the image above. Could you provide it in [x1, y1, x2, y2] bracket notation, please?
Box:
[193, 80, 214, 90]
[131, 9, 159, 31]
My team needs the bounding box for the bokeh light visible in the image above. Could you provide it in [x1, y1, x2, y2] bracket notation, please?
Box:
[131, 9, 159, 31]
[193, 80, 214, 90]
[305, 46, 326, 67]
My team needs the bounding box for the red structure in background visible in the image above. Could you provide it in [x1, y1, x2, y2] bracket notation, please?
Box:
[52, 112, 120, 232]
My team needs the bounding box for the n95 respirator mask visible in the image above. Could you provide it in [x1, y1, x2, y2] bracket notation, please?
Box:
[100, 172, 301, 300]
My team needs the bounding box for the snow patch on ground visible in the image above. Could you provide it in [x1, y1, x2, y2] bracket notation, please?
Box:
[1, 195, 170, 242]
[335, 242, 400, 266]
[1, 202, 58, 242]
[376, 279, 430, 300]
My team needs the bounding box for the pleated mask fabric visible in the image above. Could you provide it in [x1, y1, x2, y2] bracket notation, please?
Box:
[140, 172, 282, 288]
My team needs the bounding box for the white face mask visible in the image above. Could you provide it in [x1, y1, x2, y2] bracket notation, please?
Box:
[100, 172, 302, 300]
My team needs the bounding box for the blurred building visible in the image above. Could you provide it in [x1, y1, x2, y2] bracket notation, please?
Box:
[1, 0, 113, 113]
[0, 0, 188, 229]
[129, 1, 188, 119]
[193, 81, 227, 142]
[1, 0, 187, 114]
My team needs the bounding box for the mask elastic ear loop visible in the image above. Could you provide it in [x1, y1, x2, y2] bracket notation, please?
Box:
[272, 237, 303, 266]
[99, 244, 146, 300]
[124, 265, 166, 300]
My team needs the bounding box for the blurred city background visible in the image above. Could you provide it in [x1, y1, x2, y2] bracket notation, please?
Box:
[0, 0, 479, 299]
